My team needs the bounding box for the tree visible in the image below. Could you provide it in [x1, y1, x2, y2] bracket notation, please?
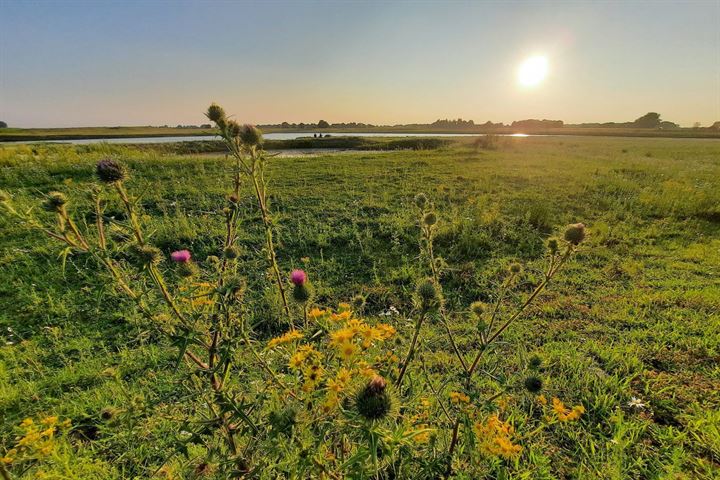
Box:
[318, 120, 330, 129]
[633, 112, 661, 128]
[0, 121, 7, 128]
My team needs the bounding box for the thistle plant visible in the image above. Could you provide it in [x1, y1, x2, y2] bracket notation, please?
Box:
[408, 194, 587, 476]
[205, 103, 293, 326]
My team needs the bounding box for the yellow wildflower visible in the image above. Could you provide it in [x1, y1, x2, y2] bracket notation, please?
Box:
[267, 330, 303, 349]
[449, 391, 470, 404]
[346, 318, 365, 335]
[537, 394, 547, 405]
[20, 418, 33, 427]
[474, 415, 522, 458]
[374, 323, 396, 339]
[338, 302, 351, 312]
[336, 367, 352, 384]
[321, 392, 340, 413]
[308, 307, 327, 320]
[357, 361, 376, 378]
[40, 416, 58, 426]
[330, 328, 354, 346]
[330, 310, 352, 322]
[338, 340, 357, 361]
[552, 397, 585, 422]
[288, 353, 305, 370]
[413, 425, 431, 444]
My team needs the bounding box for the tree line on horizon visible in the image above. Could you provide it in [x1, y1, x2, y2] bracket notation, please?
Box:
[260, 112, 719, 131]
[2, 114, 719, 131]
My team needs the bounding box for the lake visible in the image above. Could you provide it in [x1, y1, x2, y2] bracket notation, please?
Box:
[2, 132, 533, 145]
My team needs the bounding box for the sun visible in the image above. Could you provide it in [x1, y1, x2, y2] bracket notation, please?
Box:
[517, 56, 548, 87]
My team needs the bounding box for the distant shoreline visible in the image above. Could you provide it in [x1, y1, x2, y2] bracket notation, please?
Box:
[1, 126, 719, 142]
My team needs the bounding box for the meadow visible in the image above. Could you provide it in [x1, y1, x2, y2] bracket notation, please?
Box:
[0, 134, 719, 479]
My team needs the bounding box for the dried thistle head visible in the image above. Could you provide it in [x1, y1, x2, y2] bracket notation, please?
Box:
[564, 223, 586, 245]
[96, 159, 126, 184]
[43, 191, 68, 212]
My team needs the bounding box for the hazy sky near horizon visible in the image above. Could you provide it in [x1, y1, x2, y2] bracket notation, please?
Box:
[1, 0, 719, 128]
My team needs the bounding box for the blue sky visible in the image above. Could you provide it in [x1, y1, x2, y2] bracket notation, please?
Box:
[1, 0, 718, 127]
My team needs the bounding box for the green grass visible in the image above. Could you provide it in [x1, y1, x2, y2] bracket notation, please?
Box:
[1, 136, 719, 478]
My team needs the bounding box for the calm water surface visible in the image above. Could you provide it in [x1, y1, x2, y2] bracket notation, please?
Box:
[3, 132, 534, 145]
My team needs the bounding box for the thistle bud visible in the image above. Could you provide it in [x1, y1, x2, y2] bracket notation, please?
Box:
[43, 191, 67, 212]
[130, 244, 163, 266]
[227, 120, 242, 138]
[292, 283, 312, 304]
[564, 223, 586, 245]
[416, 278, 441, 310]
[356, 376, 392, 421]
[523, 376, 543, 393]
[528, 355, 542, 370]
[223, 245, 241, 259]
[177, 262, 198, 277]
[240, 124, 263, 146]
[220, 276, 246, 299]
[351, 294, 366, 311]
[414, 193, 428, 209]
[96, 159, 126, 184]
[470, 301, 486, 318]
[206, 103, 226, 124]
[509, 262, 522, 274]
[548, 238, 559, 255]
[422, 212, 437, 227]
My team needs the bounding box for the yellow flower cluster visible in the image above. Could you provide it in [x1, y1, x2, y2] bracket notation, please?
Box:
[551, 397, 585, 422]
[321, 368, 353, 413]
[473, 415, 522, 458]
[1, 416, 71, 465]
[329, 318, 396, 361]
[267, 330, 303, 349]
[449, 391, 470, 404]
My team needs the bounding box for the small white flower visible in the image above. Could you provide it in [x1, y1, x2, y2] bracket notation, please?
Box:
[388, 306, 400, 315]
[627, 396, 646, 409]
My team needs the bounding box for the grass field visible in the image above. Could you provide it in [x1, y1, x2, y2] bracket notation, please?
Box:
[1, 136, 719, 478]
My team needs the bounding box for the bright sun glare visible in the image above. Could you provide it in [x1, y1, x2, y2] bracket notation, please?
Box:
[517, 56, 548, 87]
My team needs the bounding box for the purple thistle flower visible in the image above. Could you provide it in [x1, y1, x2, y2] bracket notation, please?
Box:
[290, 269, 307, 286]
[171, 250, 192, 263]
